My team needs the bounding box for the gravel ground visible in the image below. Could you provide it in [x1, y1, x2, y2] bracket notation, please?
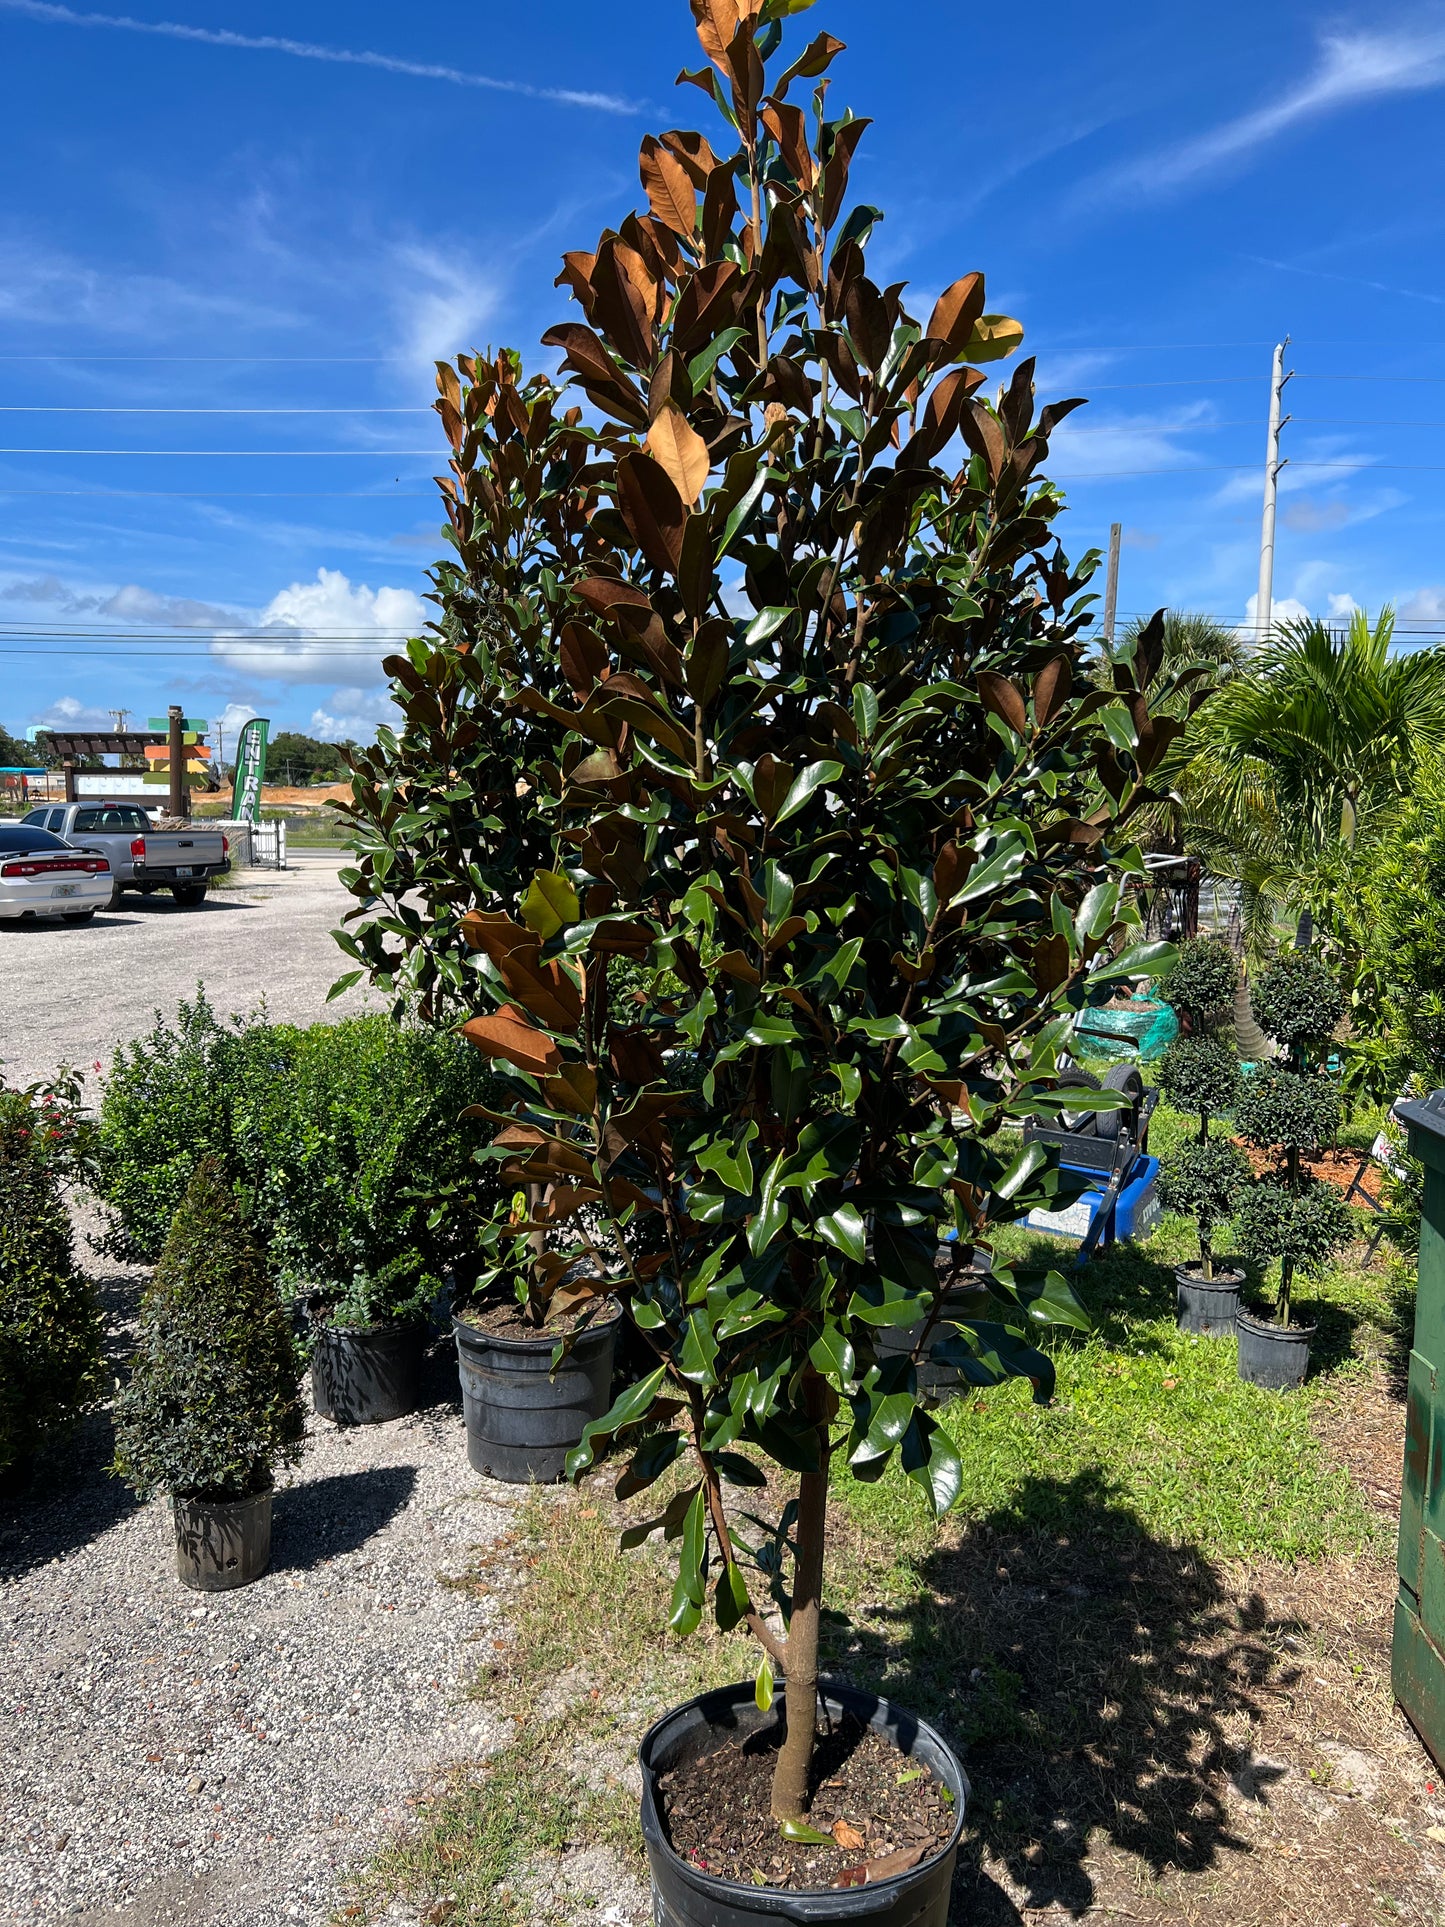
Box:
[0, 854, 382, 1092]
[0, 1223, 522, 1927]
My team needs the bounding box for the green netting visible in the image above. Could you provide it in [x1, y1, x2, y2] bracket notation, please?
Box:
[1076, 1000, 1179, 1062]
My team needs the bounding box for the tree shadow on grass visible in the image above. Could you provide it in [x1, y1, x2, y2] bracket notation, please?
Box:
[830, 1468, 1303, 1923]
[271, 1466, 416, 1572]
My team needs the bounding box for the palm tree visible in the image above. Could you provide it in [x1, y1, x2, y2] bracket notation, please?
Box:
[1179, 607, 1445, 955]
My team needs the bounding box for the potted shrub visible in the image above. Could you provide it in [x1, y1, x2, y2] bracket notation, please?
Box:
[231, 1018, 500, 1426]
[113, 1158, 306, 1589]
[1233, 949, 1353, 1389]
[336, 1, 1192, 1909]
[0, 1073, 104, 1493]
[1157, 940, 1250, 1332]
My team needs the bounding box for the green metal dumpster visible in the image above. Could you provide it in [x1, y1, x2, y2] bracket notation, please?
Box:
[1392, 1089, 1445, 1763]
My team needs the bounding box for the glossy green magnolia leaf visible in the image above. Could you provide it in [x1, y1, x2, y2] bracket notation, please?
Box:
[755, 1650, 775, 1711]
[715, 1558, 751, 1631]
[615, 1428, 688, 1499]
[774, 759, 843, 825]
[668, 1487, 709, 1635]
[566, 1366, 666, 1479]
[814, 1202, 867, 1263]
[520, 868, 579, 939]
[808, 1321, 856, 1385]
[995, 1141, 1047, 1200]
[748, 1151, 790, 1255]
[1089, 940, 1177, 985]
[696, 1122, 759, 1194]
[901, 1410, 963, 1517]
[780, 1819, 835, 1845]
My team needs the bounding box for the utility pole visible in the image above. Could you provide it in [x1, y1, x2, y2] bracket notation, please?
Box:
[1102, 522, 1122, 644]
[1255, 337, 1292, 646]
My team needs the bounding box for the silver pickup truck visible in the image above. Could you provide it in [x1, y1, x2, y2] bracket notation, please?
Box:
[21, 803, 231, 908]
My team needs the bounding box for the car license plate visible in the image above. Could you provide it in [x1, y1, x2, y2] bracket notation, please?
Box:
[51, 882, 79, 898]
[174, 866, 193, 877]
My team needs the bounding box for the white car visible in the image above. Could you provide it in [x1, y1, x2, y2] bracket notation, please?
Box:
[0, 822, 113, 923]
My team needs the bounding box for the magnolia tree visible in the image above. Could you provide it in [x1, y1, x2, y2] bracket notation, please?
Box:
[335, 0, 1192, 1826]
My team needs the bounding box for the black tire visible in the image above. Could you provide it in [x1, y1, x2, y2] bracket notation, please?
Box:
[172, 883, 208, 907]
[61, 909, 96, 923]
[1095, 1062, 1144, 1141]
[1056, 1064, 1102, 1135]
[106, 883, 125, 911]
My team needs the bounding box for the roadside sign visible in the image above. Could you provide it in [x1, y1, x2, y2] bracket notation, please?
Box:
[147, 716, 208, 731]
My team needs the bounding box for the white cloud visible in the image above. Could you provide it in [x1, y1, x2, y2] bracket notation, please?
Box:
[309, 687, 401, 743]
[4, 575, 244, 627]
[0, 1, 638, 112]
[1048, 401, 1221, 477]
[1090, 22, 1445, 202]
[1239, 591, 1312, 639]
[1403, 586, 1445, 619]
[28, 694, 117, 729]
[1327, 592, 1360, 619]
[0, 236, 293, 335]
[389, 247, 502, 366]
[210, 567, 427, 682]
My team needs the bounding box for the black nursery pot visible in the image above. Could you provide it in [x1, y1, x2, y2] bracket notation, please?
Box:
[173, 1487, 272, 1591]
[639, 1679, 968, 1927]
[1236, 1307, 1316, 1391]
[1174, 1262, 1246, 1338]
[310, 1320, 425, 1426]
[453, 1304, 621, 1484]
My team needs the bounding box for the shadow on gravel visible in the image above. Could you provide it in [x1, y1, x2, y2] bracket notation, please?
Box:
[272, 1466, 416, 1572]
[0, 1411, 143, 1582]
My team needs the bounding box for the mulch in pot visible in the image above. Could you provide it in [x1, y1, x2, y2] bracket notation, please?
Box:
[454, 1296, 617, 1340]
[658, 1708, 954, 1891]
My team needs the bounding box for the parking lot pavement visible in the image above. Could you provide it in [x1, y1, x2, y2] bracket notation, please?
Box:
[0, 851, 386, 1091]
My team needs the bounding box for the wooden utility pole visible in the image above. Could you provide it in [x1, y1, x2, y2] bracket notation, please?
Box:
[168, 704, 186, 819]
[1102, 522, 1122, 643]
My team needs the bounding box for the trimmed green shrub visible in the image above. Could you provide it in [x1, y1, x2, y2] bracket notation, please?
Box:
[1234, 947, 1351, 1326]
[95, 988, 291, 1262]
[96, 1000, 503, 1315]
[1160, 937, 1238, 1027]
[1158, 1035, 1241, 1141]
[0, 1084, 104, 1475]
[113, 1159, 305, 1502]
[1234, 1064, 1341, 1158]
[1159, 1136, 1252, 1279]
[1250, 949, 1344, 1066]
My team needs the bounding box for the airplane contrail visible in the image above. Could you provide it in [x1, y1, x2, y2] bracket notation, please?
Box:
[0, 0, 639, 113]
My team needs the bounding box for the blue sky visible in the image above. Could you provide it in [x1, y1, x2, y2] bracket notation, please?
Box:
[2, 0, 1444, 747]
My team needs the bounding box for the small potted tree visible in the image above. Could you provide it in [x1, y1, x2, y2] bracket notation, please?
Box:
[337, 2, 1193, 1910]
[114, 1158, 306, 1589]
[0, 1073, 104, 1492]
[1157, 940, 1250, 1332]
[1233, 949, 1353, 1389]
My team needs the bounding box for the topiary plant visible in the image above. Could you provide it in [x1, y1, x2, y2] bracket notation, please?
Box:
[1158, 1034, 1241, 1142]
[113, 1158, 306, 1503]
[1158, 1136, 1251, 1280]
[1235, 949, 1351, 1326]
[334, 0, 1196, 1830]
[0, 1081, 104, 1477]
[1159, 936, 1238, 1032]
[1249, 947, 1344, 1069]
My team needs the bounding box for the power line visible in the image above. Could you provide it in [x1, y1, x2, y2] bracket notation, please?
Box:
[0, 447, 437, 456]
[0, 405, 432, 414]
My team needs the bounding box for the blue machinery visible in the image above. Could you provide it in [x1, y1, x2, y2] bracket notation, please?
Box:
[1022, 1066, 1161, 1262]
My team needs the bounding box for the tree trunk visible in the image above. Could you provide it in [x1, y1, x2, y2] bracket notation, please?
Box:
[770, 1374, 829, 1823]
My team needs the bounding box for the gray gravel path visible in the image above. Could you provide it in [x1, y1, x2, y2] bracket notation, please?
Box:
[0, 854, 382, 1092]
[0, 1238, 520, 1927]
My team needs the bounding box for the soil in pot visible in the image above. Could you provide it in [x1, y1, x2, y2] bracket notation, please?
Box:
[310, 1319, 424, 1426]
[1175, 1262, 1245, 1338]
[660, 1710, 955, 1891]
[1236, 1306, 1317, 1392]
[642, 1680, 966, 1926]
[453, 1297, 621, 1484]
[173, 1487, 272, 1591]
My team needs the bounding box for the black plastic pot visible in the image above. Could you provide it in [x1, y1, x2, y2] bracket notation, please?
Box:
[311, 1321, 424, 1426]
[453, 1305, 621, 1483]
[1236, 1307, 1316, 1391]
[874, 1254, 994, 1401]
[173, 1488, 272, 1591]
[639, 1679, 968, 1926]
[1174, 1263, 1245, 1337]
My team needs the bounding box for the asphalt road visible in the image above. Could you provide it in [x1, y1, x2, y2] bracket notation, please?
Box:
[0, 852, 385, 1091]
